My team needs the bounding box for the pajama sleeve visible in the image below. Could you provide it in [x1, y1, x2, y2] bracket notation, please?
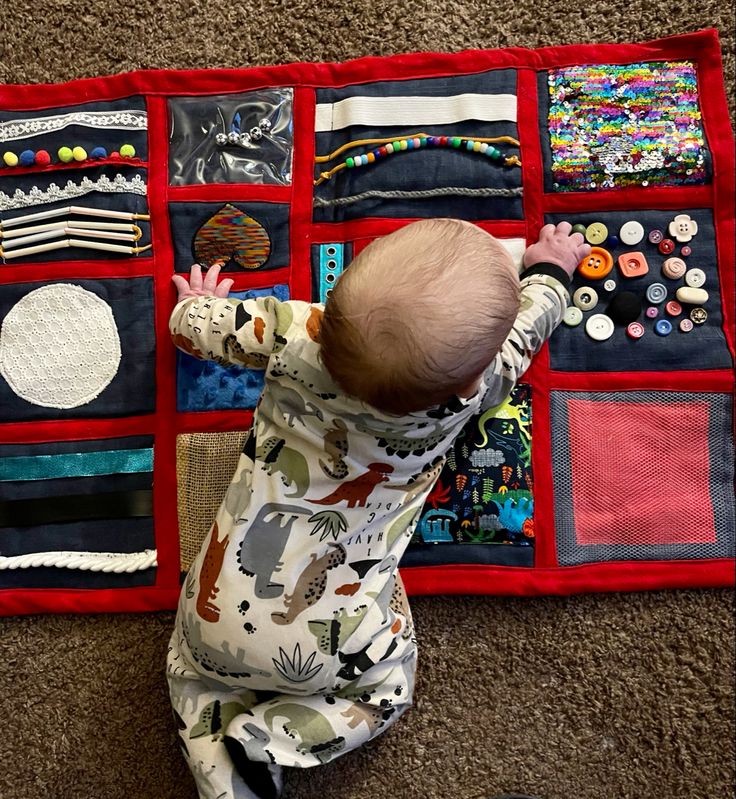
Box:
[169, 294, 292, 370]
[480, 264, 570, 410]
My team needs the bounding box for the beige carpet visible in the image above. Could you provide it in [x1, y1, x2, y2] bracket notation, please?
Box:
[0, 3, 734, 798]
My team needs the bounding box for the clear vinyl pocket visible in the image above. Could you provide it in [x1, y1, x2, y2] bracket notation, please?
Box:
[168, 89, 293, 186]
[550, 390, 735, 566]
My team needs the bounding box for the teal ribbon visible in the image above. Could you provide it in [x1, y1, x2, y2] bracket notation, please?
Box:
[0, 448, 154, 482]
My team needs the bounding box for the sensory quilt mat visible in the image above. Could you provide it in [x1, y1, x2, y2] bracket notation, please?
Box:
[0, 29, 733, 615]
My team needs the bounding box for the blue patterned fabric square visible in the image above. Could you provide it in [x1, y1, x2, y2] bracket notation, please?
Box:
[176, 284, 290, 412]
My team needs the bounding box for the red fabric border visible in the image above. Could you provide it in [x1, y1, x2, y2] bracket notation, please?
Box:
[401, 558, 736, 597]
[0, 29, 733, 614]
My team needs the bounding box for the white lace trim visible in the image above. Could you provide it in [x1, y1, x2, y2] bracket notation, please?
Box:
[0, 173, 148, 211]
[0, 110, 148, 143]
[0, 549, 157, 572]
[0, 283, 121, 409]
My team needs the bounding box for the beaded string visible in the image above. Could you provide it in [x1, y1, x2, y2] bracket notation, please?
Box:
[314, 133, 521, 185]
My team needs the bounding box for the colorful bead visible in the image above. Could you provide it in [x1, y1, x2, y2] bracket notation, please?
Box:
[338, 135, 514, 174]
[19, 150, 35, 166]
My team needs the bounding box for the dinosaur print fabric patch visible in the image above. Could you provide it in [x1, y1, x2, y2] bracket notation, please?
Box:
[411, 384, 533, 548]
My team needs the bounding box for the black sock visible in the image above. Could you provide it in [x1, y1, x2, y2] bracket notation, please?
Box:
[223, 735, 279, 799]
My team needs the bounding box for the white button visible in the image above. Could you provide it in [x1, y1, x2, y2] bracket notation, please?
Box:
[573, 286, 599, 311]
[685, 268, 706, 288]
[585, 314, 614, 341]
[619, 220, 645, 246]
[563, 306, 583, 326]
[603, 279, 616, 292]
[676, 286, 709, 305]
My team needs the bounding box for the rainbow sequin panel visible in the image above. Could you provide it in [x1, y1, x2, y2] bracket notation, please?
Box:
[547, 61, 707, 192]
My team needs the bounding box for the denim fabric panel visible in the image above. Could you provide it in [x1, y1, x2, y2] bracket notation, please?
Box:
[401, 542, 533, 568]
[0, 435, 154, 457]
[0, 471, 152, 502]
[0, 516, 154, 557]
[310, 243, 352, 302]
[537, 71, 556, 194]
[546, 208, 732, 372]
[0, 97, 148, 162]
[0, 278, 156, 422]
[0, 168, 151, 261]
[176, 284, 289, 412]
[314, 120, 522, 222]
[315, 69, 517, 104]
[538, 68, 712, 193]
[169, 201, 289, 273]
[168, 90, 293, 186]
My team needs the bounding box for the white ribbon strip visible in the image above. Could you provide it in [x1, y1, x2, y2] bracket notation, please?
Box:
[0, 548, 157, 573]
[315, 93, 517, 132]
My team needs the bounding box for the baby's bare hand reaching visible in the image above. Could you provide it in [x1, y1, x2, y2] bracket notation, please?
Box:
[171, 264, 235, 303]
[523, 221, 591, 277]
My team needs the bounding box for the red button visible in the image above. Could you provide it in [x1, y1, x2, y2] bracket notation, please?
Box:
[666, 300, 682, 316]
[627, 322, 645, 339]
[658, 239, 675, 255]
[681, 245, 692, 257]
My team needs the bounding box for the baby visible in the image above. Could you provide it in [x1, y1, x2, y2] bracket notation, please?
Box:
[166, 219, 589, 799]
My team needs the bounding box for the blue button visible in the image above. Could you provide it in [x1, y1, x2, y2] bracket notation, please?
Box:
[655, 319, 673, 336]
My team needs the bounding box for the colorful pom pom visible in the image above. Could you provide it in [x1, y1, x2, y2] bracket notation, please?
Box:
[72, 146, 87, 162]
[19, 150, 35, 166]
[120, 144, 136, 158]
[35, 149, 51, 166]
[58, 146, 74, 163]
[90, 146, 108, 159]
[3, 151, 19, 167]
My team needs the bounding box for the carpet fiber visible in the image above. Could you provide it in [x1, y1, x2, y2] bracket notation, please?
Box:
[0, 3, 734, 798]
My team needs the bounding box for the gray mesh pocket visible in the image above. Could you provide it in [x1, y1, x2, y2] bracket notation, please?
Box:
[550, 391, 735, 566]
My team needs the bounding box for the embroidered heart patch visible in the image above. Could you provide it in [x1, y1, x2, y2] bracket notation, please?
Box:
[193, 203, 271, 269]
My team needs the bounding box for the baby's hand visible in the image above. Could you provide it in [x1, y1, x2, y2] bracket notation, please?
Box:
[171, 264, 235, 303]
[523, 221, 591, 277]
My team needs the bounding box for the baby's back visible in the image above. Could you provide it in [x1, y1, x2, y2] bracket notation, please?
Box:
[178, 301, 479, 693]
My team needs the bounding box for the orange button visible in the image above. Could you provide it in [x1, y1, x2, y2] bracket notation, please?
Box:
[617, 251, 649, 278]
[577, 246, 614, 280]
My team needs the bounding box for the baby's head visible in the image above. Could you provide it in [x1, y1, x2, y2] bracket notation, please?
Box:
[319, 218, 520, 415]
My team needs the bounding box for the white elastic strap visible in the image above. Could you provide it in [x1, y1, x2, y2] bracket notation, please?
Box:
[315, 93, 517, 132]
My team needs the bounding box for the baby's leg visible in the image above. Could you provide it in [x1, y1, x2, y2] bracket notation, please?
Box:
[167, 631, 283, 799]
[225, 640, 417, 768]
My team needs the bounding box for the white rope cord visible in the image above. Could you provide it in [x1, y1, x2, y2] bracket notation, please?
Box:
[0, 548, 157, 573]
[313, 186, 523, 207]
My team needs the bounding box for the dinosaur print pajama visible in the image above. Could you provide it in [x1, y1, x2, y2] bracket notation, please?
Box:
[166, 267, 569, 799]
